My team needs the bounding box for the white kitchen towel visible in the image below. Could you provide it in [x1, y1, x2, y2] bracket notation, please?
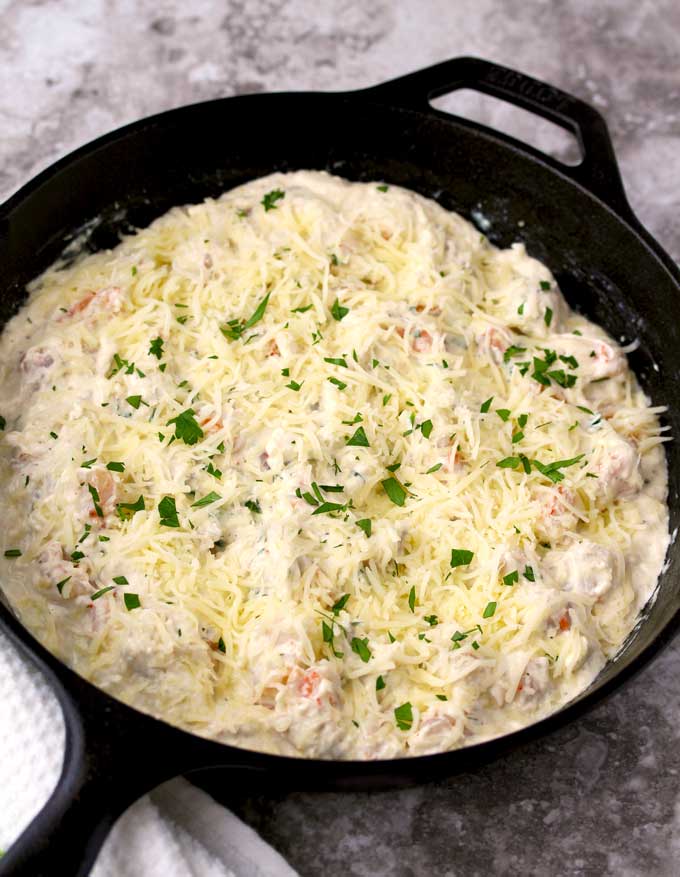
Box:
[0, 628, 299, 876]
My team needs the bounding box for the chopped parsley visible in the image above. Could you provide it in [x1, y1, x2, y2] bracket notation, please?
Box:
[523, 565, 535, 582]
[540, 280, 551, 291]
[503, 345, 527, 363]
[126, 395, 144, 410]
[191, 491, 221, 508]
[376, 675, 386, 691]
[480, 397, 493, 413]
[124, 593, 141, 611]
[382, 393, 392, 406]
[149, 337, 164, 359]
[3, 549, 21, 558]
[112, 575, 128, 585]
[311, 501, 345, 516]
[167, 408, 204, 445]
[544, 307, 553, 327]
[158, 496, 180, 527]
[91, 586, 115, 601]
[286, 379, 304, 391]
[88, 484, 103, 517]
[496, 409, 511, 422]
[351, 637, 372, 662]
[408, 585, 416, 612]
[376, 184, 389, 192]
[426, 463, 443, 474]
[450, 548, 474, 568]
[420, 419, 433, 439]
[346, 426, 369, 447]
[324, 356, 348, 368]
[245, 499, 261, 513]
[394, 702, 413, 731]
[291, 303, 313, 313]
[482, 601, 497, 618]
[217, 637, 226, 653]
[356, 518, 372, 537]
[381, 477, 406, 507]
[332, 594, 350, 615]
[328, 377, 347, 390]
[81, 458, 97, 469]
[331, 299, 349, 321]
[116, 495, 145, 520]
[106, 461, 125, 472]
[55, 576, 71, 594]
[424, 615, 439, 626]
[503, 570, 519, 586]
[221, 291, 272, 340]
[261, 188, 285, 211]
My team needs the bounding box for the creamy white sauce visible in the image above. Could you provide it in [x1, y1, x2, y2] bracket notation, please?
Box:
[0, 171, 669, 759]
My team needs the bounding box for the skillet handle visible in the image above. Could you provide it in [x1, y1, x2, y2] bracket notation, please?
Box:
[0, 619, 182, 877]
[359, 56, 633, 218]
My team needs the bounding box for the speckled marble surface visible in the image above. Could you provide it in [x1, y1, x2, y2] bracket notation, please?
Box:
[2, 1, 680, 874]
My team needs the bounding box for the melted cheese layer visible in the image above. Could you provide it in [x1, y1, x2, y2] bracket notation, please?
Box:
[0, 171, 669, 759]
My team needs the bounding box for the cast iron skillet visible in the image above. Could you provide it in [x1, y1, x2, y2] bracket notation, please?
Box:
[1, 56, 679, 877]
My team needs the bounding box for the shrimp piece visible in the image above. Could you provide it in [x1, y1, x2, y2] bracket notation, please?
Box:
[412, 329, 433, 352]
[60, 286, 123, 320]
[408, 711, 461, 755]
[267, 339, 280, 357]
[534, 485, 580, 543]
[39, 541, 92, 599]
[475, 325, 512, 363]
[590, 432, 641, 502]
[85, 469, 116, 517]
[515, 657, 550, 706]
[542, 539, 621, 598]
[19, 346, 55, 388]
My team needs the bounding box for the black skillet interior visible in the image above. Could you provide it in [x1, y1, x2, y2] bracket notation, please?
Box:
[1, 57, 680, 877]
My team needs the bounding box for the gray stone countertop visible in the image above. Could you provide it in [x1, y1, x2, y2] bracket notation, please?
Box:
[2, 1, 680, 874]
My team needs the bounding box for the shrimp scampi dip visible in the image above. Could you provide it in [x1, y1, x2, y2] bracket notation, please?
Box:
[0, 171, 669, 758]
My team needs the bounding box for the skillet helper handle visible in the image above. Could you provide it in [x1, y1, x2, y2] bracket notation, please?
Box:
[362, 56, 632, 217]
[0, 623, 180, 877]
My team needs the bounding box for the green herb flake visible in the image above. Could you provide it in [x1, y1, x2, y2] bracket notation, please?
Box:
[496, 409, 511, 422]
[331, 299, 349, 321]
[540, 280, 551, 291]
[482, 601, 497, 618]
[426, 463, 443, 474]
[351, 637, 372, 663]
[88, 484, 103, 517]
[261, 189, 285, 211]
[116, 495, 145, 520]
[311, 501, 346, 516]
[420, 419, 433, 439]
[408, 585, 416, 612]
[376, 184, 389, 192]
[436, 694, 448, 701]
[245, 499, 261, 514]
[149, 337, 164, 359]
[191, 491, 221, 508]
[332, 594, 350, 615]
[504, 345, 527, 363]
[381, 477, 407, 507]
[503, 570, 519, 587]
[126, 395, 143, 410]
[124, 593, 141, 611]
[523, 565, 535, 582]
[496, 456, 520, 469]
[356, 518, 372, 537]
[158, 496, 180, 527]
[517, 303, 525, 315]
[167, 408, 204, 445]
[291, 304, 313, 313]
[324, 356, 349, 368]
[55, 576, 71, 594]
[544, 307, 553, 327]
[424, 615, 439, 627]
[511, 430, 524, 444]
[376, 675, 386, 691]
[480, 397, 493, 413]
[394, 702, 413, 731]
[91, 586, 115, 601]
[450, 548, 474, 568]
[4, 549, 21, 558]
[286, 379, 304, 392]
[106, 461, 125, 472]
[346, 426, 370, 447]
